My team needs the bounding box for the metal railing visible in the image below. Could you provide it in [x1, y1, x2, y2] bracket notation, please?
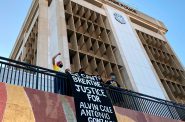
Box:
[105, 85, 185, 121]
[0, 56, 72, 96]
[0, 56, 185, 121]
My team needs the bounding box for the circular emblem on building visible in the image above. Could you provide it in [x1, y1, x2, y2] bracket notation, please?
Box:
[114, 13, 126, 24]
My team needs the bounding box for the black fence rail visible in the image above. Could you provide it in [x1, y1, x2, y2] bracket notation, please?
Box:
[105, 85, 185, 121]
[0, 56, 72, 96]
[0, 56, 185, 121]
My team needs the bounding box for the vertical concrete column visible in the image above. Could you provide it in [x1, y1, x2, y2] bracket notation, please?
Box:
[104, 5, 168, 99]
[55, 0, 70, 71]
[37, 0, 49, 68]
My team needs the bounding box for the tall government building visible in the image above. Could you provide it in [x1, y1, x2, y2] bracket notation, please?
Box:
[10, 0, 185, 103]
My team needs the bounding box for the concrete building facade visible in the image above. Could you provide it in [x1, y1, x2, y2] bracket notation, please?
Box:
[10, 0, 185, 103]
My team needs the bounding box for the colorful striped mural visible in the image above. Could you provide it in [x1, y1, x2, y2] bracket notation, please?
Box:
[0, 82, 184, 122]
[0, 83, 7, 122]
[3, 85, 35, 122]
[114, 106, 185, 122]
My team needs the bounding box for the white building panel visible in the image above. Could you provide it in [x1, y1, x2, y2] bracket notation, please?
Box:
[104, 5, 167, 99]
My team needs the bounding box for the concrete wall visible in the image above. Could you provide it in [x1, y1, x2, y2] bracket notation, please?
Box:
[48, 0, 70, 71]
[0, 82, 183, 122]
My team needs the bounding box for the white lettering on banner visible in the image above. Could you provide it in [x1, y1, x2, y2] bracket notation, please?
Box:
[88, 117, 113, 122]
[72, 75, 102, 87]
[75, 84, 107, 97]
[72, 73, 101, 81]
[80, 102, 99, 111]
[71, 73, 117, 122]
[80, 109, 111, 119]
[87, 94, 101, 102]
[100, 105, 113, 113]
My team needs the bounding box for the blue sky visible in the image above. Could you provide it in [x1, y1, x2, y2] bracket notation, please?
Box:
[0, 0, 184, 67]
[118, 0, 185, 67]
[0, 0, 32, 57]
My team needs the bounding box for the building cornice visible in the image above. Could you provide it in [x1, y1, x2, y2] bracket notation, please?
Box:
[10, 0, 168, 59]
[101, 0, 168, 33]
[9, 0, 39, 59]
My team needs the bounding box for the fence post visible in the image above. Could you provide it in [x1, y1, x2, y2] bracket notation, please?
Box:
[106, 87, 114, 104]
[165, 101, 175, 119]
[131, 94, 139, 111]
[36, 68, 39, 89]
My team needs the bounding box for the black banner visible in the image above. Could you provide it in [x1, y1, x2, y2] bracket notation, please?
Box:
[69, 72, 117, 122]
